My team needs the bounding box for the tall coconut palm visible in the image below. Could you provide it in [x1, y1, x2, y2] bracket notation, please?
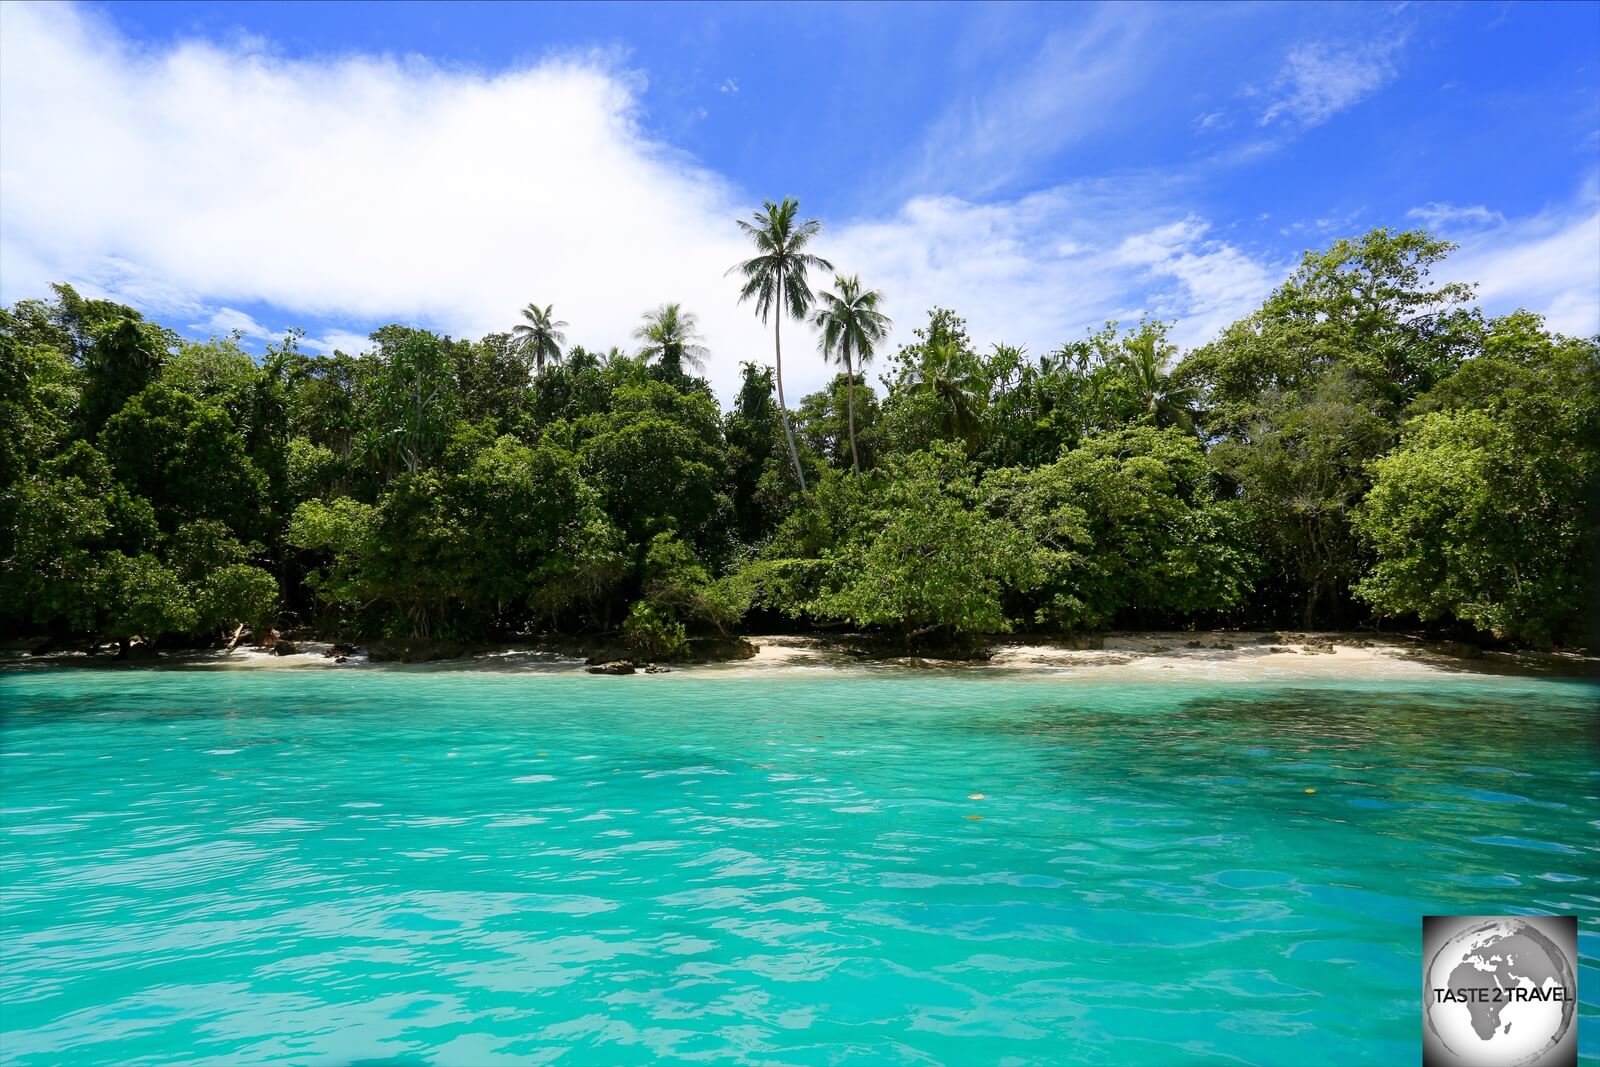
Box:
[632, 303, 708, 376]
[728, 197, 833, 491]
[1115, 323, 1199, 431]
[811, 274, 890, 474]
[511, 303, 568, 372]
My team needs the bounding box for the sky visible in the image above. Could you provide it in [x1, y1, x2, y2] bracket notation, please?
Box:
[1, 0, 1597, 401]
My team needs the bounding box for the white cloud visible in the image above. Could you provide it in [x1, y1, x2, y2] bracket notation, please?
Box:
[1445, 197, 1600, 338]
[301, 329, 375, 356]
[1260, 40, 1400, 128]
[718, 77, 738, 94]
[825, 195, 1284, 371]
[1, 1, 1284, 403]
[190, 306, 272, 339]
[1406, 202, 1507, 229]
[13, 0, 1586, 416]
[911, 6, 1155, 195]
[1194, 110, 1230, 132]
[0, 1, 772, 398]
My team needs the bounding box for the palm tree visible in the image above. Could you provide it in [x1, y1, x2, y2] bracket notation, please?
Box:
[728, 197, 833, 491]
[1115, 323, 1199, 430]
[811, 274, 890, 474]
[511, 303, 568, 372]
[632, 303, 708, 376]
[909, 337, 989, 444]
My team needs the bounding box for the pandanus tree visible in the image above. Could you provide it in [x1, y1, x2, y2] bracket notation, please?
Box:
[1115, 322, 1199, 431]
[729, 197, 833, 491]
[632, 303, 708, 376]
[812, 274, 891, 474]
[511, 303, 568, 373]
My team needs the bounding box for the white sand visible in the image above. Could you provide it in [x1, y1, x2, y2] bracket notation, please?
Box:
[9, 631, 1588, 681]
[697, 631, 1592, 683]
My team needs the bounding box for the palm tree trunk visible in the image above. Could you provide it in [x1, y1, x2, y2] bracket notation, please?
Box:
[845, 350, 861, 475]
[773, 275, 807, 491]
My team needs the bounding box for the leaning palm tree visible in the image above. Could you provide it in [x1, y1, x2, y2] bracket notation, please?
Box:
[811, 274, 890, 474]
[1115, 323, 1199, 431]
[728, 197, 833, 491]
[632, 303, 708, 377]
[511, 303, 568, 373]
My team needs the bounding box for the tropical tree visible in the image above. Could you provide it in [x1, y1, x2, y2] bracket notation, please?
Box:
[729, 197, 833, 491]
[511, 303, 568, 372]
[632, 302, 708, 376]
[1114, 322, 1199, 431]
[909, 337, 988, 444]
[812, 274, 891, 474]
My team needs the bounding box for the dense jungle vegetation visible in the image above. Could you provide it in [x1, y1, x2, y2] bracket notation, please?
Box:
[2, 201, 1596, 656]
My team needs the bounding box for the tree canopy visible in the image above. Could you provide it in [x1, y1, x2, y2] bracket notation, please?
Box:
[3, 225, 1595, 655]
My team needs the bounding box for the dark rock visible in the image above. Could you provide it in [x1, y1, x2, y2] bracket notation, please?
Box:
[686, 636, 760, 662]
[326, 643, 358, 657]
[1211, 642, 1235, 650]
[644, 665, 671, 674]
[1265, 645, 1296, 654]
[1304, 641, 1335, 655]
[333, 655, 348, 664]
[586, 660, 636, 675]
[273, 641, 299, 656]
[1185, 641, 1204, 649]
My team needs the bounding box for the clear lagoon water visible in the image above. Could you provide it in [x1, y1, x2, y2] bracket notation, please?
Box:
[1, 667, 1596, 1066]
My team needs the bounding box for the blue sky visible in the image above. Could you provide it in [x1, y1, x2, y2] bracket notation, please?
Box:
[2, 1, 1596, 399]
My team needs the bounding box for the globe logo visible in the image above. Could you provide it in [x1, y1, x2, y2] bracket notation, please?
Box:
[1424, 916, 1577, 1067]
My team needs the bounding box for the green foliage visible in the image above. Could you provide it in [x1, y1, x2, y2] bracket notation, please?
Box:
[1177, 229, 1477, 433]
[985, 427, 1254, 629]
[622, 601, 689, 660]
[760, 445, 1030, 647]
[2, 442, 134, 631]
[812, 274, 891, 473]
[98, 553, 197, 643]
[511, 304, 567, 372]
[640, 533, 749, 636]
[79, 316, 172, 437]
[724, 362, 791, 544]
[633, 303, 709, 377]
[366, 326, 461, 478]
[1354, 330, 1598, 646]
[578, 381, 729, 548]
[883, 309, 989, 452]
[195, 564, 280, 636]
[797, 373, 881, 473]
[101, 382, 268, 539]
[2, 227, 1593, 652]
[286, 496, 376, 616]
[1209, 371, 1393, 626]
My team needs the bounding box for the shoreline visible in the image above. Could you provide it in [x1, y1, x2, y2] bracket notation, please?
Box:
[5, 631, 1595, 683]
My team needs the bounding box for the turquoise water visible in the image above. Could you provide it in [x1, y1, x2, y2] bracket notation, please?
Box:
[1, 668, 1596, 1066]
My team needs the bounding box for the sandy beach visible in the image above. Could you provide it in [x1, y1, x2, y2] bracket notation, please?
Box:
[9, 631, 1591, 682]
[712, 631, 1595, 682]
